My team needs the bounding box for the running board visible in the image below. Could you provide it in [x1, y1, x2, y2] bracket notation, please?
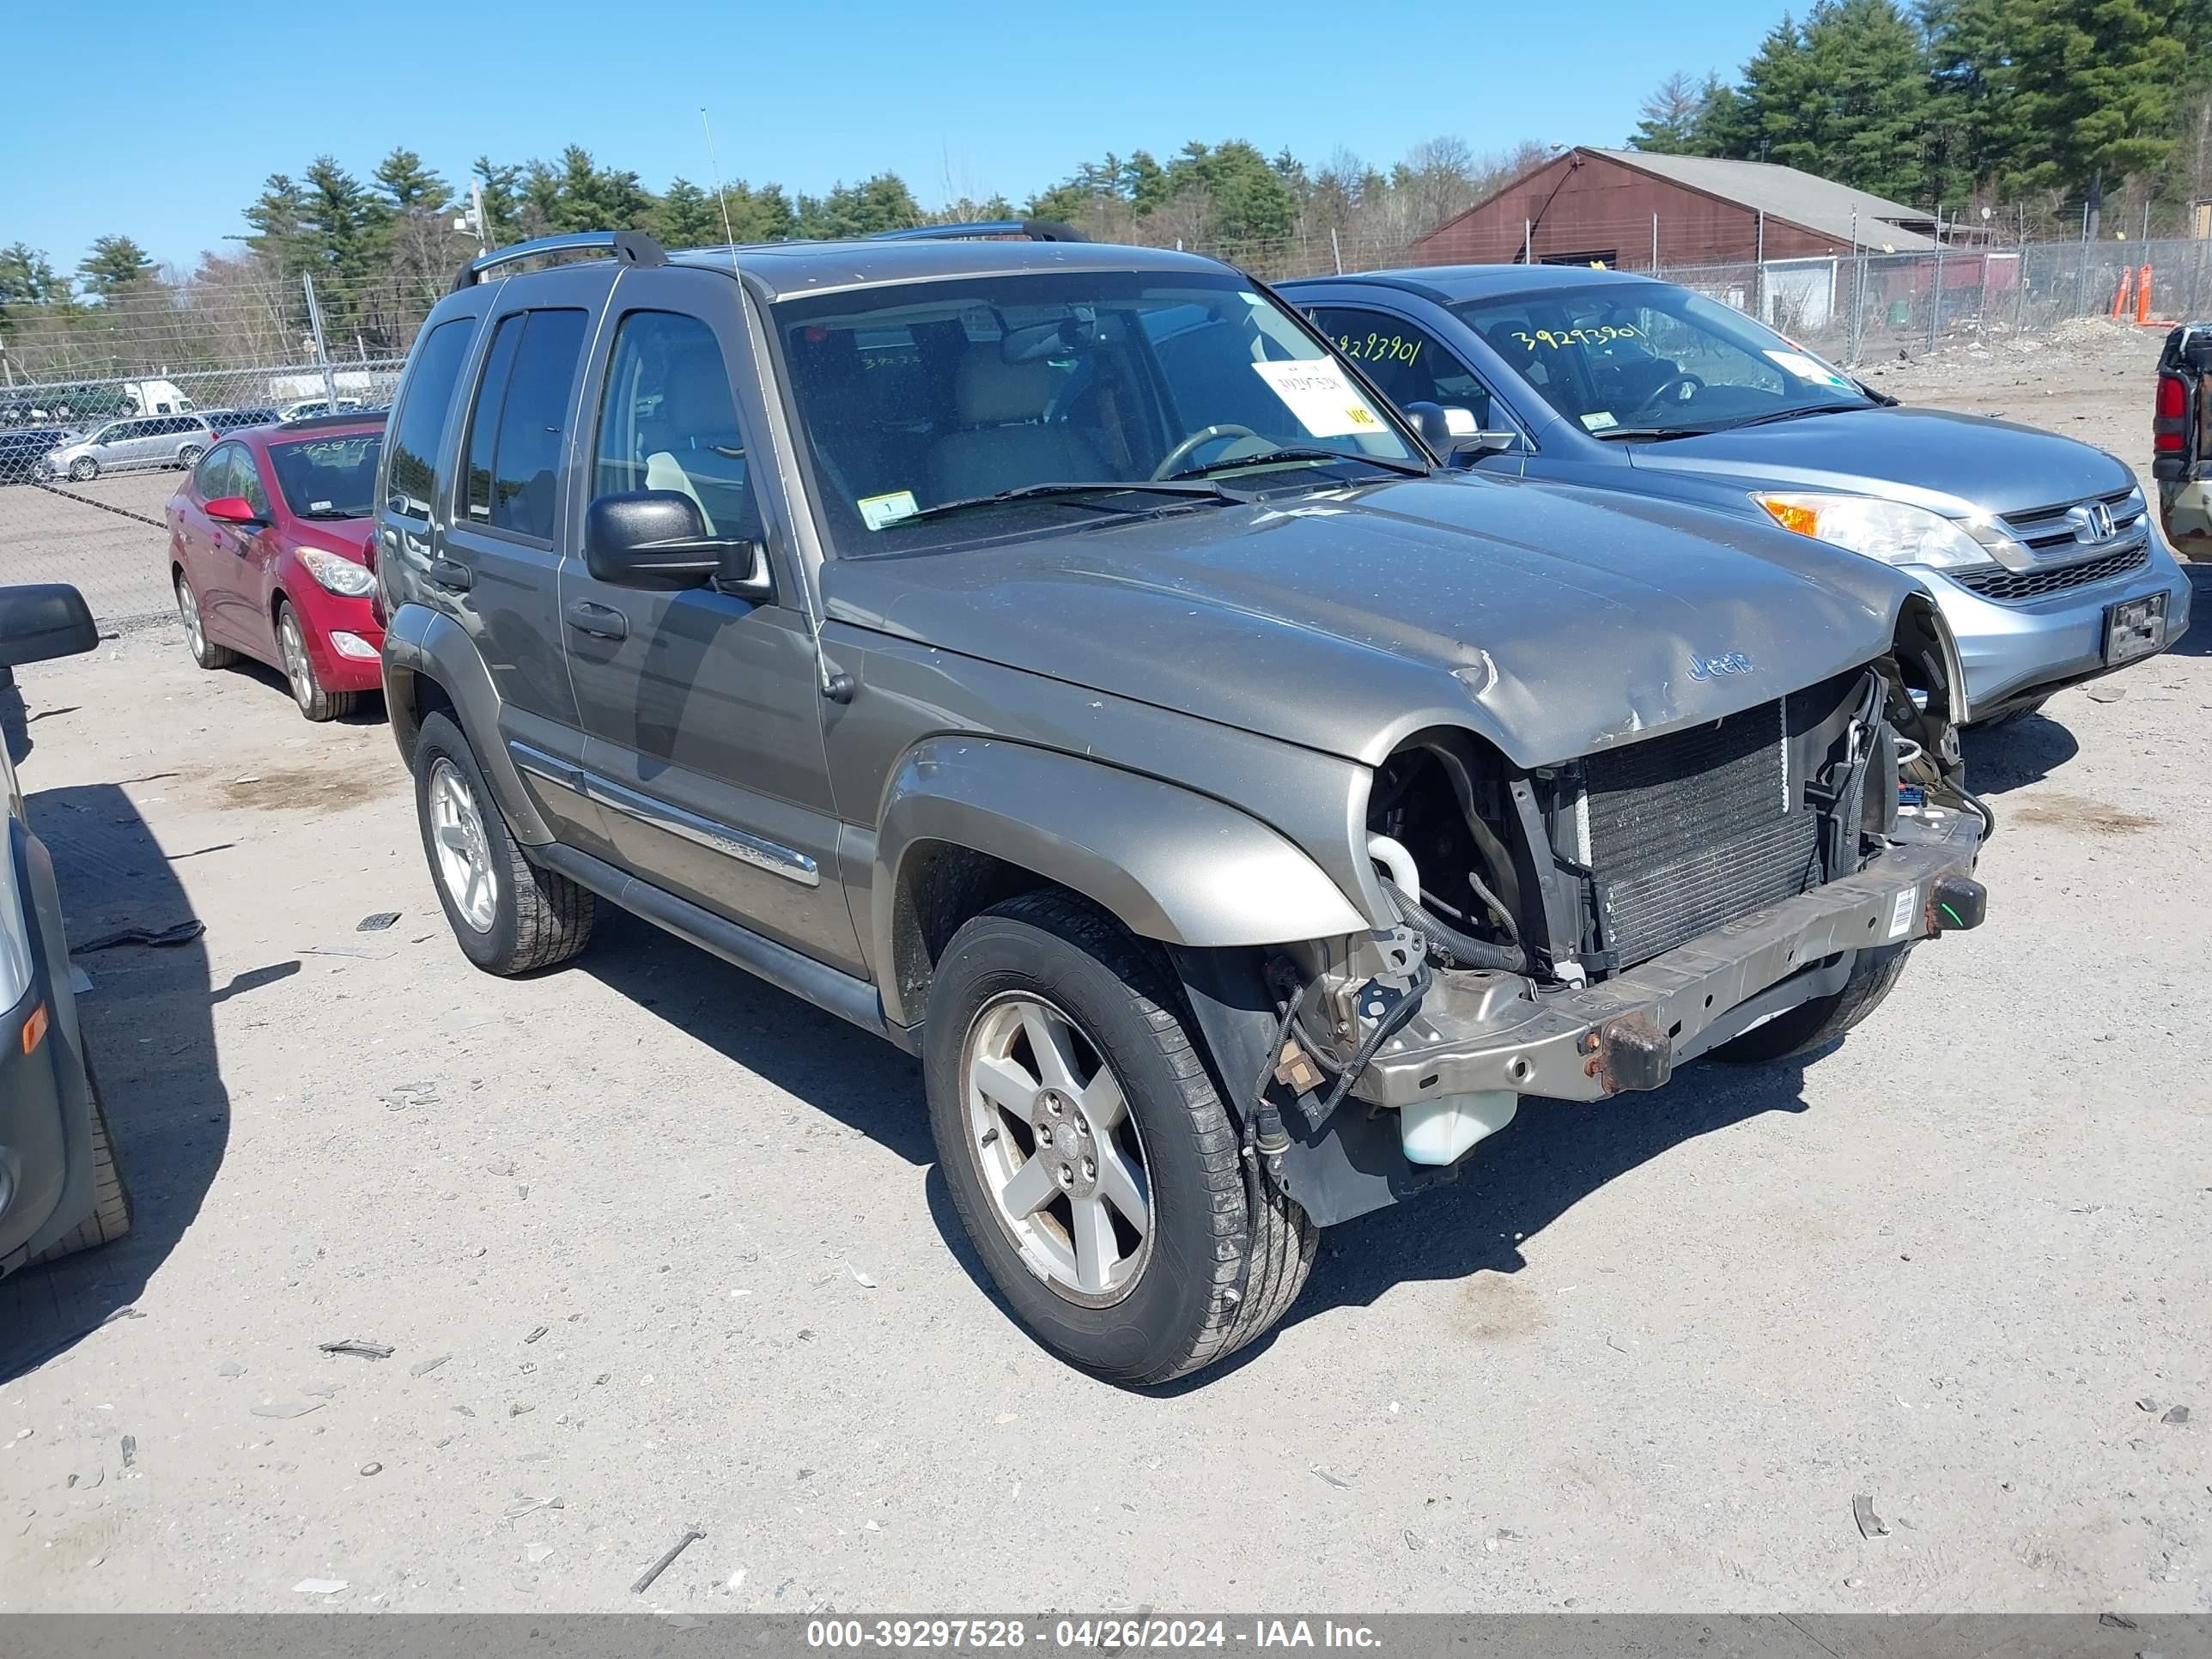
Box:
[530, 842, 919, 1054]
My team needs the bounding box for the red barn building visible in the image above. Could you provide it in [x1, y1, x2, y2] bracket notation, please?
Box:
[1411, 147, 1942, 270]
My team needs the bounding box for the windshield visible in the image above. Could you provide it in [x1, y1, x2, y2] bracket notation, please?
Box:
[774, 270, 1419, 555]
[270, 432, 382, 519]
[1452, 282, 1874, 439]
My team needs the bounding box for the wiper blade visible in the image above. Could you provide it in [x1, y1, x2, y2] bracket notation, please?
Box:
[1591, 424, 1724, 442]
[1164, 445, 1429, 482]
[1720, 402, 1869, 431]
[299, 508, 367, 520]
[890, 479, 1246, 526]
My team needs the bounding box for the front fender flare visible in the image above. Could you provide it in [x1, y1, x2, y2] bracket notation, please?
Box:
[873, 737, 1368, 1027]
[380, 601, 553, 845]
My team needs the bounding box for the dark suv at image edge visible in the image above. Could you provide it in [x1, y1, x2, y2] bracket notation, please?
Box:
[374, 228, 1987, 1384]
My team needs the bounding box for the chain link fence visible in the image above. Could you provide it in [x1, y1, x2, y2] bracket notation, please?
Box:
[3, 228, 2202, 627]
[0, 357, 401, 628]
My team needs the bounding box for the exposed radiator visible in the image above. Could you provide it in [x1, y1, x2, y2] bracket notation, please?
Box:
[1580, 701, 1820, 968]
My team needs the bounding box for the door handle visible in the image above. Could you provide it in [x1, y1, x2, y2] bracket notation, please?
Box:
[427, 559, 473, 592]
[564, 599, 627, 641]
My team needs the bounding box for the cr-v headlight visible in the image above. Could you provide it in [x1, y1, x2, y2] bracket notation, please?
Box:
[1753, 492, 2017, 571]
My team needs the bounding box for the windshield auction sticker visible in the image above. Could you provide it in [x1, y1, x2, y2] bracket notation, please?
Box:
[1765, 348, 1857, 392]
[1250, 358, 1386, 438]
[858, 489, 919, 531]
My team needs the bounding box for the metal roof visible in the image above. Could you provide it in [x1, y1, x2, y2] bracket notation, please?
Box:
[665, 238, 1229, 300]
[1281, 264, 1658, 303]
[1582, 149, 1939, 252]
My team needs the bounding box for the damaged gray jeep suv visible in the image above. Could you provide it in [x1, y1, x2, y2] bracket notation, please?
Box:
[378, 227, 1988, 1384]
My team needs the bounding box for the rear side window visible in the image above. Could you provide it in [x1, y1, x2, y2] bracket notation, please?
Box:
[463, 308, 587, 542]
[386, 316, 479, 518]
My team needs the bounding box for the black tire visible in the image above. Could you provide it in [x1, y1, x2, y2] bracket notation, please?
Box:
[412, 711, 594, 975]
[68, 456, 97, 483]
[1973, 695, 2050, 730]
[175, 443, 204, 468]
[276, 601, 356, 722]
[1710, 944, 1912, 1064]
[30, 1059, 132, 1267]
[925, 891, 1314, 1386]
[174, 569, 236, 669]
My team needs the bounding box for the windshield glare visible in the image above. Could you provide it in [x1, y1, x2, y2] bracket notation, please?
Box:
[775, 272, 1418, 553]
[1452, 283, 1873, 437]
[270, 433, 382, 519]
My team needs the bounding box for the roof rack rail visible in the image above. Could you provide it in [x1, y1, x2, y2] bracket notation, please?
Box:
[867, 219, 1090, 245]
[450, 230, 669, 293]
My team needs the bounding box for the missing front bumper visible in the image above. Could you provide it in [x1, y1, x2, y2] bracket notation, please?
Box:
[1348, 805, 1984, 1109]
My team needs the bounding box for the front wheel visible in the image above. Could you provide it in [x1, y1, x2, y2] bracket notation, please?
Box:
[68, 457, 96, 483]
[1710, 944, 1911, 1063]
[925, 892, 1314, 1385]
[276, 602, 356, 722]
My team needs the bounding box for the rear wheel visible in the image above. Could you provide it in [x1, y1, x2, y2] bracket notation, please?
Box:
[175, 443, 204, 468]
[29, 1060, 132, 1267]
[412, 711, 594, 975]
[925, 892, 1314, 1385]
[174, 571, 235, 669]
[1711, 944, 1911, 1063]
[276, 602, 356, 722]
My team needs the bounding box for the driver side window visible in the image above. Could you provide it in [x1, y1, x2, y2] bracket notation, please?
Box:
[592, 309, 761, 542]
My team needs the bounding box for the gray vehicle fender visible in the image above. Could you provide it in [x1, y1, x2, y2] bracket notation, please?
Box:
[873, 737, 1367, 1018]
[380, 601, 553, 844]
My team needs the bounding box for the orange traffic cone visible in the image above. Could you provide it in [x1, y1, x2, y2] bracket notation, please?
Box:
[2112, 267, 2135, 319]
[2136, 264, 2154, 325]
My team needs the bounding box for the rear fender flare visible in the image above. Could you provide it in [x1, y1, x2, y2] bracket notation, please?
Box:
[872, 736, 1368, 1029]
[380, 601, 552, 844]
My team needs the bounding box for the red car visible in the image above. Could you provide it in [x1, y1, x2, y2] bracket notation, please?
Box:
[165, 415, 385, 720]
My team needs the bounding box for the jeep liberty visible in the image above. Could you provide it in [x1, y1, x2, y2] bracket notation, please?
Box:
[377, 227, 1987, 1384]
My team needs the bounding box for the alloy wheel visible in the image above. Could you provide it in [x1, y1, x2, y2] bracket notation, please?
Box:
[427, 757, 499, 933]
[280, 612, 316, 713]
[962, 994, 1152, 1305]
[176, 579, 205, 659]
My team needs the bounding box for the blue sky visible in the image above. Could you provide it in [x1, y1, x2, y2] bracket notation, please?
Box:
[8, 0, 1782, 273]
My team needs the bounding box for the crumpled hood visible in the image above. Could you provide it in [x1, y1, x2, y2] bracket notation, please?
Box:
[822, 473, 1915, 769]
[1626, 405, 2135, 519]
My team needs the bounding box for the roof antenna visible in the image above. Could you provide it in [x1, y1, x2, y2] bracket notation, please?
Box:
[702, 106, 848, 702]
[701, 107, 743, 280]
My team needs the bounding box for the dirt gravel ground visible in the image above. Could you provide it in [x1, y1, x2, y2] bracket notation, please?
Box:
[2, 327, 2209, 1615]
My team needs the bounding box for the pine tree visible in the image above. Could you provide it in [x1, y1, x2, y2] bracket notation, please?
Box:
[1798, 0, 1934, 201]
[2007, 0, 2185, 232]
[77, 235, 155, 300]
[373, 149, 450, 214]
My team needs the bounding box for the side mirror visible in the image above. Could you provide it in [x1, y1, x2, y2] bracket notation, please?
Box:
[0, 584, 99, 668]
[1404, 402, 1517, 466]
[204, 495, 263, 526]
[585, 490, 772, 599]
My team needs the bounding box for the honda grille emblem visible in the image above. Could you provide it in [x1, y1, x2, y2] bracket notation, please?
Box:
[2068, 501, 2116, 543]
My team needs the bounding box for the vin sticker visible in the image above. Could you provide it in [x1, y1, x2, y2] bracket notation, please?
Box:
[1887, 887, 1917, 941]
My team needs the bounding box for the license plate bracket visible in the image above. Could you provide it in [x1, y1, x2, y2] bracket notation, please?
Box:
[2103, 591, 2167, 667]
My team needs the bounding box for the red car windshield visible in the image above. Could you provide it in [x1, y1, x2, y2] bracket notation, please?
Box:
[269, 432, 383, 520]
